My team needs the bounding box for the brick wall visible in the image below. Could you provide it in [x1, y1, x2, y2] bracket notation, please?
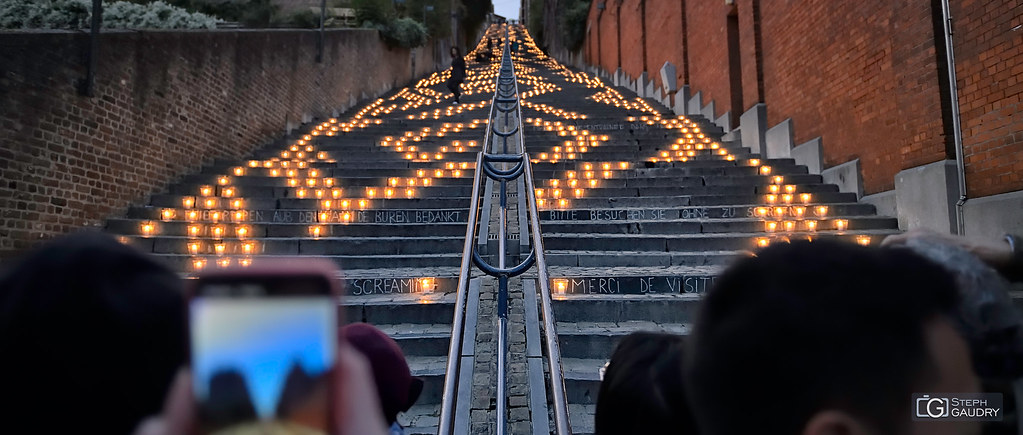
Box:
[579, 0, 1023, 197]
[0, 29, 439, 259]
[644, 0, 686, 93]
[758, 0, 949, 193]
[737, 0, 762, 105]
[618, 0, 644, 82]
[951, 0, 1023, 197]
[683, 0, 732, 115]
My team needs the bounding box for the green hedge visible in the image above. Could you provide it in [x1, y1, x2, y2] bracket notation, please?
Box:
[0, 0, 219, 30]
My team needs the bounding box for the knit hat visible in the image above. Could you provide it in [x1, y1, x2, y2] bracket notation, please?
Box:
[340, 323, 424, 423]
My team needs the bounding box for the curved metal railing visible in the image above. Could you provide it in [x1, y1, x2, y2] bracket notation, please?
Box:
[438, 24, 572, 435]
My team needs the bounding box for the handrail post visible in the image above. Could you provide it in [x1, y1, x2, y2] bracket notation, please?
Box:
[440, 24, 572, 435]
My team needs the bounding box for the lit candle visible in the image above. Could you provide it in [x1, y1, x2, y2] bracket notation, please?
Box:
[835, 219, 849, 231]
[418, 277, 436, 294]
[553, 279, 568, 296]
[140, 221, 156, 237]
[856, 235, 871, 246]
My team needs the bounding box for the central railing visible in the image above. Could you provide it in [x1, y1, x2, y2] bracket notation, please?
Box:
[437, 24, 572, 435]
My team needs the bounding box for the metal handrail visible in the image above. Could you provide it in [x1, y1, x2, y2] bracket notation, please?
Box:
[522, 156, 572, 435]
[439, 23, 572, 435]
[505, 25, 573, 435]
[438, 151, 486, 435]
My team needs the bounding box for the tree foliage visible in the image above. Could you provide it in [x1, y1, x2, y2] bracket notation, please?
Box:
[0, 0, 218, 29]
[560, 0, 588, 52]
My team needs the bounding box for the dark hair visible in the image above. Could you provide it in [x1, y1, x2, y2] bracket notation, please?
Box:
[340, 323, 423, 424]
[686, 240, 959, 435]
[0, 232, 187, 433]
[596, 332, 697, 434]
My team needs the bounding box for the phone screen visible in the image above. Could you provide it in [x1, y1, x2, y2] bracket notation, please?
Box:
[190, 278, 336, 434]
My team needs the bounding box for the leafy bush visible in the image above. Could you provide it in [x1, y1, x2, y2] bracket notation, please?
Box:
[0, 0, 219, 29]
[560, 0, 588, 52]
[352, 0, 392, 27]
[102, 1, 219, 29]
[0, 0, 89, 29]
[378, 17, 426, 48]
[283, 9, 320, 29]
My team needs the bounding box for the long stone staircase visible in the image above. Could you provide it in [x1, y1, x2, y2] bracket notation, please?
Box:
[104, 35, 511, 435]
[103, 24, 899, 435]
[508, 30, 899, 434]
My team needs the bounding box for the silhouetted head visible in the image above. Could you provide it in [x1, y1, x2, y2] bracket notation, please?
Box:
[595, 331, 697, 434]
[0, 231, 187, 433]
[687, 240, 979, 435]
[450, 46, 460, 57]
[340, 323, 423, 424]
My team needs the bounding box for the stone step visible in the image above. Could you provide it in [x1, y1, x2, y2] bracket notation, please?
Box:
[542, 191, 857, 208]
[142, 251, 463, 272]
[149, 195, 471, 209]
[543, 230, 895, 253]
[119, 235, 465, 256]
[541, 216, 898, 234]
[540, 203, 883, 221]
[545, 250, 743, 268]
[108, 219, 471, 237]
[126, 207, 471, 224]
[165, 184, 476, 199]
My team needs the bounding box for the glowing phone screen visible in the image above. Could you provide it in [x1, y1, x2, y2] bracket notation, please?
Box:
[191, 281, 335, 435]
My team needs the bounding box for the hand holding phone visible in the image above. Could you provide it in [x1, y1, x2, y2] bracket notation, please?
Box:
[188, 260, 343, 435]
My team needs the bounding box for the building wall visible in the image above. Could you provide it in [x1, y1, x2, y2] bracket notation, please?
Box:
[758, 0, 949, 193]
[578, 0, 1022, 197]
[683, 0, 732, 112]
[951, 0, 1023, 197]
[644, 0, 686, 93]
[618, 0, 644, 82]
[0, 29, 439, 258]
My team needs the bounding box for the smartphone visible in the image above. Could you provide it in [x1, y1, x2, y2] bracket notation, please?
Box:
[188, 259, 342, 435]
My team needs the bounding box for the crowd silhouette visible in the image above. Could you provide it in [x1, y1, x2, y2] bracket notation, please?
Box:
[0, 230, 1021, 434]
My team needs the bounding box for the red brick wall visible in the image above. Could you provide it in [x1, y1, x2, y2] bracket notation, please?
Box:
[0, 29, 439, 258]
[593, 0, 623, 74]
[951, 0, 1023, 197]
[644, 0, 686, 93]
[759, 0, 949, 194]
[737, 0, 762, 105]
[619, 0, 645, 82]
[683, 0, 732, 115]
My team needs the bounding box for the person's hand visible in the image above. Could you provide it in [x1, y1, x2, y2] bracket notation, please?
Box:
[134, 344, 388, 435]
[881, 229, 1013, 268]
